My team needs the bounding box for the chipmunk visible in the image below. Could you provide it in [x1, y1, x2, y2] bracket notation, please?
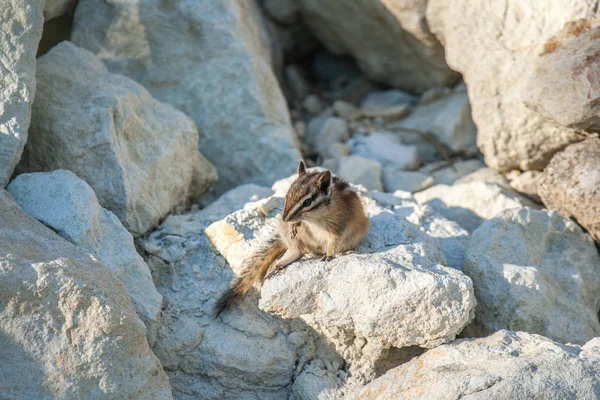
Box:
[214, 160, 370, 316]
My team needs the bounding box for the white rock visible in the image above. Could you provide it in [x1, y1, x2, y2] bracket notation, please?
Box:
[142, 184, 345, 399]
[19, 42, 217, 235]
[391, 91, 477, 154]
[306, 116, 350, 154]
[425, 159, 485, 185]
[337, 155, 383, 191]
[0, 189, 172, 399]
[348, 133, 420, 171]
[206, 188, 475, 382]
[455, 167, 510, 188]
[427, 1, 596, 171]
[360, 89, 419, 108]
[72, 0, 300, 194]
[43, 0, 76, 20]
[0, 0, 43, 187]
[464, 208, 600, 344]
[296, 0, 458, 92]
[8, 170, 163, 341]
[356, 330, 600, 400]
[323, 142, 351, 160]
[414, 181, 535, 232]
[382, 169, 433, 193]
[509, 170, 542, 203]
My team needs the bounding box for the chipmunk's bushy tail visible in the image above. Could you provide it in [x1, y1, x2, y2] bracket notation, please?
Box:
[213, 235, 285, 317]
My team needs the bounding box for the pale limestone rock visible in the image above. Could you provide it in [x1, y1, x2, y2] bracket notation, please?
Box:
[297, 0, 458, 92]
[382, 169, 433, 193]
[8, 170, 162, 341]
[348, 133, 420, 171]
[337, 155, 383, 191]
[0, 189, 172, 399]
[355, 330, 600, 400]
[414, 181, 535, 232]
[19, 42, 217, 235]
[427, 159, 485, 185]
[464, 208, 600, 344]
[306, 116, 350, 154]
[391, 91, 477, 154]
[427, 0, 596, 171]
[455, 167, 510, 188]
[509, 170, 542, 203]
[0, 0, 43, 187]
[72, 0, 300, 194]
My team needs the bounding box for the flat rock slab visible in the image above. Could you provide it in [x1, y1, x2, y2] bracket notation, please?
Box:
[355, 330, 600, 400]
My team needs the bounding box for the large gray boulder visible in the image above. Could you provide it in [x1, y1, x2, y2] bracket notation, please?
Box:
[0, 0, 43, 187]
[8, 170, 163, 342]
[0, 189, 172, 399]
[296, 0, 458, 92]
[205, 184, 475, 382]
[355, 330, 600, 400]
[538, 137, 600, 244]
[427, 1, 595, 171]
[464, 208, 600, 345]
[19, 42, 217, 235]
[72, 0, 300, 194]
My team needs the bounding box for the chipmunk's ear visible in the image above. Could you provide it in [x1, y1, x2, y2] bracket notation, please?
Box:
[297, 160, 306, 176]
[317, 170, 332, 195]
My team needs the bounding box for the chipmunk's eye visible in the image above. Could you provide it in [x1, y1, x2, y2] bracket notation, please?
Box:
[303, 198, 312, 207]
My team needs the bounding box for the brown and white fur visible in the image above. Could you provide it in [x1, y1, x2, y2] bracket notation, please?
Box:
[214, 160, 369, 316]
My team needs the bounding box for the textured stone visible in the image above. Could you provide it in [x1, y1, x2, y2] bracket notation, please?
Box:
[355, 330, 600, 400]
[391, 91, 477, 154]
[19, 42, 217, 235]
[426, 159, 485, 185]
[8, 170, 162, 341]
[72, 0, 300, 194]
[414, 181, 535, 232]
[538, 137, 600, 243]
[454, 167, 510, 188]
[0, 0, 43, 187]
[206, 188, 475, 382]
[306, 116, 350, 154]
[382, 169, 433, 193]
[141, 184, 345, 399]
[337, 155, 383, 191]
[296, 0, 458, 92]
[524, 20, 600, 131]
[464, 208, 600, 345]
[0, 189, 172, 399]
[348, 133, 420, 171]
[427, 1, 595, 171]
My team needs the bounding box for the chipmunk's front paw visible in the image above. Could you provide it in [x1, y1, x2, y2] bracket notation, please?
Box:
[319, 255, 335, 262]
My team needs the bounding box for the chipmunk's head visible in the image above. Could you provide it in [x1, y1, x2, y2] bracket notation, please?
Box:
[282, 160, 332, 222]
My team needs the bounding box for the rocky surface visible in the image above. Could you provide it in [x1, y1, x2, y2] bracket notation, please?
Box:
[382, 169, 433, 193]
[141, 184, 348, 399]
[539, 137, 600, 243]
[0, 189, 172, 399]
[296, 0, 458, 92]
[414, 181, 535, 232]
[427, 1, 595, 171]
[43, 0, 76, 20]
[8, 170, 163, 342]
[336, 155, 383, 191]
[464, 207, 600, 344]
[524, 21, 600, 131]
[348, 133, 419, 171]
[206, 181, 475, 383]
[509, 170, 542, 203]
[0, 0, 43, 187]
[391, 91, 477, 154]
[355, 330, 600, 400]
[19, 41, 217, 235]
[72, 0, 301, 194]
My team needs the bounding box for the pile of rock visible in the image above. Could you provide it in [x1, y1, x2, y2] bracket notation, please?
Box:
[2, 0, 600, 398]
